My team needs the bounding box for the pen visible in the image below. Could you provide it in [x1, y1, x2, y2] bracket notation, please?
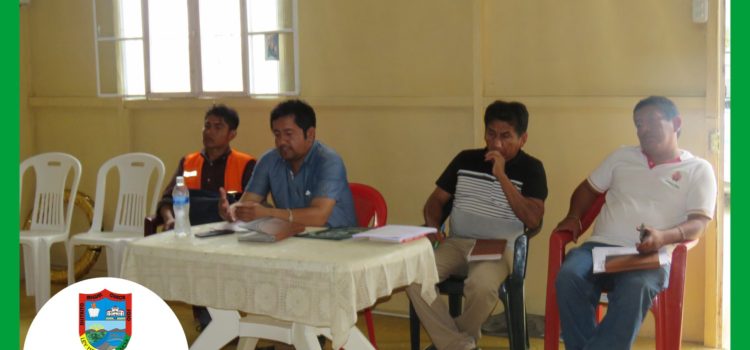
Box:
[638, 223, 647, 242]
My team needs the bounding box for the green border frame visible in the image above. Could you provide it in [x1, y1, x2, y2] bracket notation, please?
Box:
[8, 1, 742, 349]
[8, 1, 20, 349]
[731, 0, 744, 349]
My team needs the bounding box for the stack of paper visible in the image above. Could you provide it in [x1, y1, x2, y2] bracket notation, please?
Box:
[352, 225, 436, 243]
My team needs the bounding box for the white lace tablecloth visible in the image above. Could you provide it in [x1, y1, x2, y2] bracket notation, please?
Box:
[121, 223, 438, 349]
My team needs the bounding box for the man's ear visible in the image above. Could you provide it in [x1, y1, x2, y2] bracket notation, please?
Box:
[306, 127, 316, 140]
[229, 129, 237, 141]
[672, 116, 682, 136]
[519, 132, 528, 147]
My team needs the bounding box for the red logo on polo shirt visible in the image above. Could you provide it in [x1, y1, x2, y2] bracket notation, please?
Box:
[671, 171, 682, 182]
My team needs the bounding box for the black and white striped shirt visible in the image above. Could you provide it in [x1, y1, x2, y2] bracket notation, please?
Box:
[436, 148, 547, 239]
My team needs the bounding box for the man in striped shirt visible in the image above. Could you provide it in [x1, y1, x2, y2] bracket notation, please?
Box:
[407, 100, 548, 350]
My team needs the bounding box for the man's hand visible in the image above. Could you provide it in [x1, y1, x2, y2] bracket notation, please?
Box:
[484, 150, 506, 179]
[163, 217, 175, 231]
[636, 225, 666, 253]
[219, 187, 235, 222]
[555, 216, 583, 243]
[426, 231, 446, 247]
[159, 205, 176, 230]
[233, 201, 271, 222]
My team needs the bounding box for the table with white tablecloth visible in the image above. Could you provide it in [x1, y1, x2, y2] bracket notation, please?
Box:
[120, 223, 439, 349]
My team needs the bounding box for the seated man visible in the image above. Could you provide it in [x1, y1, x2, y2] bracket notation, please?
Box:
[157, 104, 255, 228]
[407, 100, 547, 350]
[221, 99, 356, 228]
[554, 96, 717, 350]
[156, 104, 255, 331]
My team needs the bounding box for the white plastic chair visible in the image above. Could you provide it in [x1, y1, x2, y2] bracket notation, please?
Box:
[19, 152, 82, 312]
[67, 153, 165, 284]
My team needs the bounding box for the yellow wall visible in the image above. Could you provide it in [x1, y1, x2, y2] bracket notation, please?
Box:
[20, 0, 724, 344]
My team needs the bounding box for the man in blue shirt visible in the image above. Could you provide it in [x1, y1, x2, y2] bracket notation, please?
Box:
[220, 99, 356, 228]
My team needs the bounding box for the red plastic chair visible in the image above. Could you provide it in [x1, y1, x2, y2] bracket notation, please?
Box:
[349, 182, 388, 348]
[350, 183, 388, 228]
[544, 193, 696, 350]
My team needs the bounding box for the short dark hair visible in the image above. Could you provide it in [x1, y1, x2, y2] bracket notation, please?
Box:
[270, 99, 317, 135]
[633, 96, 679, 121]
[484, 100, 529, 135]
[205, 104, 240, 130]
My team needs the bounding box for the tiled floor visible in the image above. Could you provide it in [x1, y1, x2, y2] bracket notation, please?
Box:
[20, 280, 717, 350]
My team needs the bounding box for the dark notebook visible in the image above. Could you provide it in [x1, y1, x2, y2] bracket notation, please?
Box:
[467, 239, 507, 262]
[603, 252, 661, 273]
[300, 227, 368, 240]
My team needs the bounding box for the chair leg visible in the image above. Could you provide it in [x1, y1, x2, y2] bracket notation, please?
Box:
[35, 241, 52, 312]
[111, 242, 126, 278]
[363, 307, 377, 348]
[22, 244, 35, 296]
[448, 293, 462, 318]
[104, 246, 114, 277]
[409, 302, 421, 350]
[66, 240, 76, 285]
[506, 278, 528, 350]
[654, 292, 683, 350]
[500, 281, 513, 341]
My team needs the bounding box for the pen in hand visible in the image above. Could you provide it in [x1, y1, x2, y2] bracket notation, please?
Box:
[638, 223, 647, 242]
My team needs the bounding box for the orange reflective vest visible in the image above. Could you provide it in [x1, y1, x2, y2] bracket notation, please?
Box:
[182, 150, 254, 192]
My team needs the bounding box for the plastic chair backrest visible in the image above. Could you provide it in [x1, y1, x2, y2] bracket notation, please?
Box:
[19, 152, 82, 232]
[90, 153, 165, 233]
[349, 182, 388, 228]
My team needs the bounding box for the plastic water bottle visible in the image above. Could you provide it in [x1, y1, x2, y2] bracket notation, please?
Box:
[172, 176, 192, 238]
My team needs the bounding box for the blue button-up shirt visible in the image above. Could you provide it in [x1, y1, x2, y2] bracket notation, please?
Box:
[246, 141, 357, 227]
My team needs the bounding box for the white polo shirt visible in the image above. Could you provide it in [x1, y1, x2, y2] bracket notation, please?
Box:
[587, 146, 717, 247]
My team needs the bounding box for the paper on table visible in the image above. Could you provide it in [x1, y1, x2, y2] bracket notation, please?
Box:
[592, 246, 671, 274]
[218, 220, 250, 232]
[352, 225, 436, 243]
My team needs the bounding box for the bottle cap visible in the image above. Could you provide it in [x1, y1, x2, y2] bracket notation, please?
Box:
[176, 176, 185, 186]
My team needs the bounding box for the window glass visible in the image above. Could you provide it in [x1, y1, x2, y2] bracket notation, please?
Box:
[247, 0, 293, 32]
[119, 0, 142, 38]
[248, 33, 295, 94]
[97, 41, 119, 94]
[199, 0, 243, 92]
[121, 40, 145, 95]
[147, 0, 191, 93]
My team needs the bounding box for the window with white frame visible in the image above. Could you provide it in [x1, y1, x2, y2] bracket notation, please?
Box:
[93, 0, 298, 97]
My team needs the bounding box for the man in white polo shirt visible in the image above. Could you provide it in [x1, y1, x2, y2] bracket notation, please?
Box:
[553, 96, 717, 350]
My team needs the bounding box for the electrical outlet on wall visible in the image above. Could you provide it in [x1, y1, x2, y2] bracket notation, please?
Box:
[692, 0, 708, 23]
[709, 129, 721, 154]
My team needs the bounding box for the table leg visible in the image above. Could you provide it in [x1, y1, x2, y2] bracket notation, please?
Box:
[237, 337, 259, 350]
[196, 310, 375, 350]
[290, 324, 375, 350]
[291, 323, 323, 349]
[190, 307, 240, 350]
[339, 325, 376, 350]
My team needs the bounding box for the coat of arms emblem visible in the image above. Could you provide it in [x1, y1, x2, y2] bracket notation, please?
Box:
[79, 289, 131, 350]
